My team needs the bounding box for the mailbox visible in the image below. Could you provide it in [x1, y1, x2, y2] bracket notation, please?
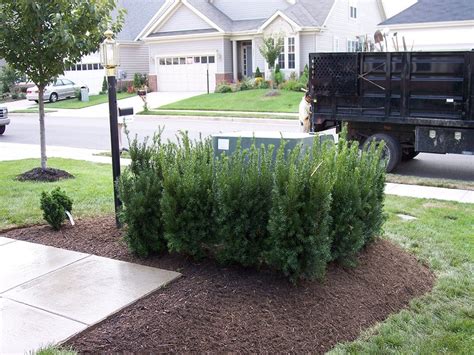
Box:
[118, 107, 134, 116]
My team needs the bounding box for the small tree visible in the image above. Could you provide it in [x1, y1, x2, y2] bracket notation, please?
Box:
[0, 65, 20, 94]
[101, 76, 108, 94]
[0, 0, 124, 172]
[259, 34, 284, 85]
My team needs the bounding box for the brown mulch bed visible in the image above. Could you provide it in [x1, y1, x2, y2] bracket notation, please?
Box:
[2, 217, 435, 353]
[17, 167, 74, 182]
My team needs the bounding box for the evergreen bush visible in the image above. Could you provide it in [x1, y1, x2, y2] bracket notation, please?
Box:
[265, 142, 333, 282]
[101, 76, 107, 94]
[215, 82, 232, 93]
[255, 67, 263, 78]
[118, 132, 168, 257]
[40, 187, 73, 231]
[161, 134, 215, 258]
[214, 142, 274, 267]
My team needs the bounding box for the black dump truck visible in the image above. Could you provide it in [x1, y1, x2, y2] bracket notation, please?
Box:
[309, 51, 474, 171]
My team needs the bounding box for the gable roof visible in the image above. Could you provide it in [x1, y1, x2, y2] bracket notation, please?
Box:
[139, 0, 338, 39]
[115, 0, 167, 41]
[380, 0, 474, 26]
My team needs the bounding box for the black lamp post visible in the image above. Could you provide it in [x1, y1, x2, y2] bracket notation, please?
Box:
[100, 29, 122, 228]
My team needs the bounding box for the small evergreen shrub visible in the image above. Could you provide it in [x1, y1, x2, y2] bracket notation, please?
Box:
[101, 76, 108, 94]
[274, 65, 284, 86]
[40, 187, 73, 231]
[255, 67, 263, 78]
[214, 142, 274, 267]
[118, 133, 169, 257]
[265, 142, 333, 282]
[215, 82, 232, 93]
[299, 64, 309, 85]
[161, 134, 215, 258]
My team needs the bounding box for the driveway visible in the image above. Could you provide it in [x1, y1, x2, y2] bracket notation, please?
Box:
[1, 99, 36, 112]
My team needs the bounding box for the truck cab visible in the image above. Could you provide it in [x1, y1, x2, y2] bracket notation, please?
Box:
[0, 106, 9, 135]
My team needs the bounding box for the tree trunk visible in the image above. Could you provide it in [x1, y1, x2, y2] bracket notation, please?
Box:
[38, 85, 47, 171]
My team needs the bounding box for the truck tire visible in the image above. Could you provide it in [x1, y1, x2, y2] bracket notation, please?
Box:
[364, 133, 401, 173]
[0, 125, 5, 135]
[402, 149, 419, 161]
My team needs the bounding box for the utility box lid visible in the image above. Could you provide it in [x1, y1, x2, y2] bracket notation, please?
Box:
[212, 131, 334, 158]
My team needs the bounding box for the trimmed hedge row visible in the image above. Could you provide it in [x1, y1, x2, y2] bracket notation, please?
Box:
[118, 129, 386, 283]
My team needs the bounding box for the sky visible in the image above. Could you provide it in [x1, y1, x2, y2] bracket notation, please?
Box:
[382, 0, 418, 18]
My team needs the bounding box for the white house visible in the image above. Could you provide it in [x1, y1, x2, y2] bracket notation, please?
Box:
[378, 0, 474, 51]
[136, 0, 386, 92]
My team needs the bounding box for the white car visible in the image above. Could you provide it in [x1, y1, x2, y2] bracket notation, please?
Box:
[26, 79, 88, 103]
[0, 106, 9, 135]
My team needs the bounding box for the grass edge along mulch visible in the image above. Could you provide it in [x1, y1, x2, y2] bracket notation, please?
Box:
[4, 215, 434, 353]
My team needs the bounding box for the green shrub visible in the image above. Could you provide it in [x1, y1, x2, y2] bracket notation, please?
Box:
[299, 64, 309, 85]
[281, 79, 306, 92]
[239, 77, 254, 91]
[215, 82, 232, 93]
[214, 142, 274, 267]
[274, 64, 284, 85]
[133, 73, 147, 89]
[265, 141, 333, 282]
[40, 187, 73, 231]
[101, 76, 108, 94]
[255, 67, 263, 78]
[118, 133, 169, 257]
[161, 134, 215, 258]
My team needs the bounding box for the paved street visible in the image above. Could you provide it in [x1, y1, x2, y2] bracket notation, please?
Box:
[2, 112, 474, 181]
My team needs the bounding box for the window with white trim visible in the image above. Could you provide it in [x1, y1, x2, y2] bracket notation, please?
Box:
[288, 37, 295, 69]
[278, 41, 285, 69]
[349, 0, 357, 19]
[350, 6, 357, 18]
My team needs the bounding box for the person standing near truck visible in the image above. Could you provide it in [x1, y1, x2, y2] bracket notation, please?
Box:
[299, 91, 312, 133]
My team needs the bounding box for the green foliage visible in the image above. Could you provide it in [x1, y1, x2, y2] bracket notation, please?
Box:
[274, 64, 284, 86]
[265, 142, 333, 282]
[215, 82, 232, 93]
[328, 127, 386, 264]
[161, 134, 215, 258]
[281, 79, 306, 92]
[214, 142, 274, 267]
[0, 64, 20, 93]
[133, 73, 147, 89]
[101, 76, 108, 94]
[40, 187, 73, 231]
[259, 34, 284, 70]
[118, 133, 168, 257]
[119, 128, 386, 282]
[255, 67, 263, 78]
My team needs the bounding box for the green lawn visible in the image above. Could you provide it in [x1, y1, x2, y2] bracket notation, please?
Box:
[11, 108, 58, 114]
[139, 110, 297, 120]
[42, 92, 135, 109]
[0, 159, 113, 229]
[1, 158, 472, 353]
[159, 89, 302, 113]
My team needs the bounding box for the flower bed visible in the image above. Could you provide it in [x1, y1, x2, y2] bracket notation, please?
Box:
[119, 129, 386, 282]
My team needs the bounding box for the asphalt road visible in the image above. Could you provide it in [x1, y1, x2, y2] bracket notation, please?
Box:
[2, 113, 474, 181]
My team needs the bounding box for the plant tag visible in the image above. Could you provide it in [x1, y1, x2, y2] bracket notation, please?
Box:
[65, 211, 75, 226]
[218, 139, 230, 150]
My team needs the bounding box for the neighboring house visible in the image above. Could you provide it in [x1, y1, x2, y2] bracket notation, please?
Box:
[63, 0, 166, 94]
[137, 0, 386, 92]
[378, 0, 474, 51]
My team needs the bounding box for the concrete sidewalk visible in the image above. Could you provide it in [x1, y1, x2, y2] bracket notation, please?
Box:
[0, 142, 472, 204]
[0, 237, 180, 353]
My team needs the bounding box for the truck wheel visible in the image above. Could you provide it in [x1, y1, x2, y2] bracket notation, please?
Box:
[0, 125, 5, 135]
[364, 133, 402, 173]
[402, 149, 419, 161]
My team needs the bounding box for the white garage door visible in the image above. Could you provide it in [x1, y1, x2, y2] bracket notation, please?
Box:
[157, 55, 216, 92]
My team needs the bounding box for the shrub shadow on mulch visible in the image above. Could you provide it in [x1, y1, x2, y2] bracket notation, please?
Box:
[3, 217, 435, 353]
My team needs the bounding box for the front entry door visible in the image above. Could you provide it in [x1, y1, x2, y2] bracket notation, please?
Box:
[242, 44, 253, 77]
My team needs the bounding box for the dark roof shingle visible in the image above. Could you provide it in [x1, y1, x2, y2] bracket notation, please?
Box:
[380, 0, 474, 26]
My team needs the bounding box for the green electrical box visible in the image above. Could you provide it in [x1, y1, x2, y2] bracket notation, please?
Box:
[212, 131, 334, 158]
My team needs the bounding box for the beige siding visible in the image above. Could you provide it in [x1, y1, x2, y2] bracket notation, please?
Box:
[213, 0, 290, 20]
[317, 0, 383, 52]
[300, 33, 317, 69]
[155, 4, 213, 33]
[119, 44, 149, 78]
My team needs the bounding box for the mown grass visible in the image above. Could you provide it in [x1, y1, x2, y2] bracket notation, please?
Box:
[0, 158, 113, 229]
[1, 159, 472, 353]
[331, 196, 474, 354]
[139, 109, 298, 120]
[42, 92, 134, 109]
[159, 89, 302, 113]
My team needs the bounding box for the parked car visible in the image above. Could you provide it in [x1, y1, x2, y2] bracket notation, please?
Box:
[0, 106, 10, 135]
[26, 79, 88, 103]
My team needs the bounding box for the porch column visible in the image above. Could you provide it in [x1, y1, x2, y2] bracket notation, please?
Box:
[295, 31, 301, 75]
[232, 40, 238, 83]
[251, 38, 256, 76]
